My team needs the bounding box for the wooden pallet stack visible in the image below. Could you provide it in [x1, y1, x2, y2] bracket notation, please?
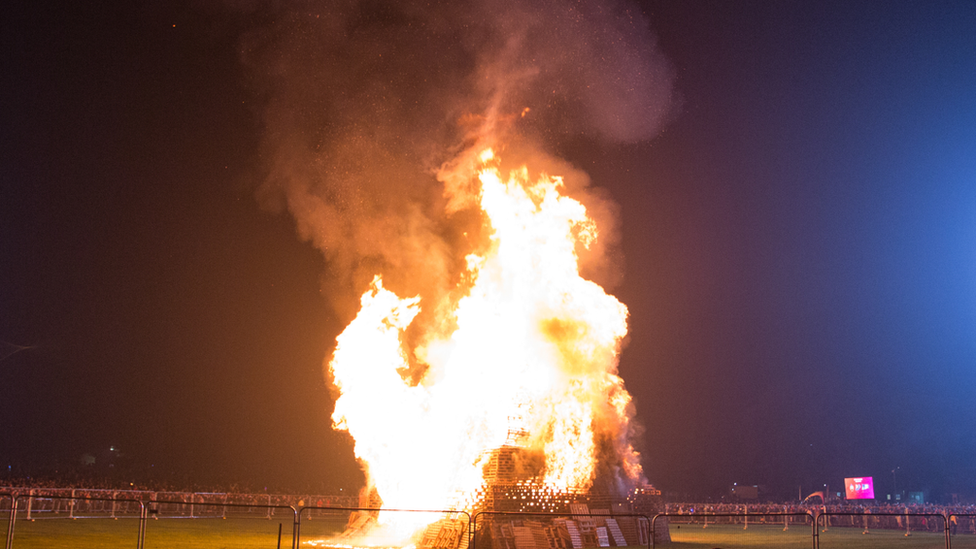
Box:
[604, 518, 625, 546]
[420, 518, 469, 549]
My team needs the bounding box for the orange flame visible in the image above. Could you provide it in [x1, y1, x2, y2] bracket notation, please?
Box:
[328, 149, 639, 542]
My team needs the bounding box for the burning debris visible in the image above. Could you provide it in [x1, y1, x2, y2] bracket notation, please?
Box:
[453, 444, 667, 549]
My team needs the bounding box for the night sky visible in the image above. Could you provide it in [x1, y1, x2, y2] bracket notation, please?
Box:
[2, 0, 975, 501]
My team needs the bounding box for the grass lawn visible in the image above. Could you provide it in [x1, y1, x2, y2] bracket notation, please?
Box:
[664, 523, 954, 548]
[7, 517, 294, 549]
[6, 517, 975, 549]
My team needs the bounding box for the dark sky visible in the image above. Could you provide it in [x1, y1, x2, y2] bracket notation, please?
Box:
[2, 0, 975, 501]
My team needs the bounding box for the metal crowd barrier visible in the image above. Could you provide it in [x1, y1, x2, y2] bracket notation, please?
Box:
[5, 493, 146, 549]
[1, 491, 295, 549]
[651, 509, 969, 548]
[6, 491, 976, 549]
[654, 511, 815, 548]
[144, 499, 298, 549]
[948, 513, 976, 538]
[817, 511, 948, 548]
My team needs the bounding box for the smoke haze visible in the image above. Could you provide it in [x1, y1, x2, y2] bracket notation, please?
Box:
[240, 0, 676, 323]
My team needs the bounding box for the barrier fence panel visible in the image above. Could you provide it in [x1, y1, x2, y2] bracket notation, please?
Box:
[10, 489, 976, 549]
[141, 500, 297, 549]
[473, 511, 652, 549]
[948, 514, 976, 549]
[7, 494, 144, 549]
[656, 512, 814, 549]
[817, 512, 947, 549]
[297, 507, 470, 549]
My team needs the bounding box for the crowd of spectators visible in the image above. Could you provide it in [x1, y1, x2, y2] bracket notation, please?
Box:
[0, 467, 336, 495]
[6, 470, 976, 537]
[666, 500, 976, 515]
[0, 471, 361, 517]
[664, 501, 976, 535]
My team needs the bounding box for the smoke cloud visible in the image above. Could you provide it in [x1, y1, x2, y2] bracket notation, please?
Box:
[240, 0, 675, 324]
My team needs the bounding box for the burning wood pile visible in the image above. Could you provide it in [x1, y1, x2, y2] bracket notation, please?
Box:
[247, 3, 677, 547]
[325, 148, 651, 548]
[413, 444, 668, 549]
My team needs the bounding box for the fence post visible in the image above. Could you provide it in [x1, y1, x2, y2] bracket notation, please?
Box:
[812, 511, 820, 549]
[137, 503, 147, 549]
[945, 513, 951, 549]
[743, 505, 748, 530]
[468, 511, 476, 549]
[5, 495, 18, 549]
[292, 507, 301, 549]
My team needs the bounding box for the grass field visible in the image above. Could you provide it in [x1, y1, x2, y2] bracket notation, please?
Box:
[6, 518, 976, 549]
[666, 523, 958, 548]
[6, 517, 294, 549]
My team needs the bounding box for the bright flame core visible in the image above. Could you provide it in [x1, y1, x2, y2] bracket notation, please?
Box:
[329, 150, 640, 541]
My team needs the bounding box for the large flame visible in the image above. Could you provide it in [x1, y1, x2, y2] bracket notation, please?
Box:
[328, 149, 640, 542]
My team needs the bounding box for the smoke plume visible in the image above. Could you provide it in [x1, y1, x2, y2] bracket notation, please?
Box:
[240, 0, 675, 323]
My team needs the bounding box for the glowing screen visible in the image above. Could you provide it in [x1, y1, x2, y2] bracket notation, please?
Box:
[845, 477, 875, 499]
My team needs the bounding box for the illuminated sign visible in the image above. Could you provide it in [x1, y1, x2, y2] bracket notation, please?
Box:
[844, 477, 875, 499]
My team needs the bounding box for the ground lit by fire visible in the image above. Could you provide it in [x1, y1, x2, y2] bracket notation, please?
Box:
[316, 146, 645, 548]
